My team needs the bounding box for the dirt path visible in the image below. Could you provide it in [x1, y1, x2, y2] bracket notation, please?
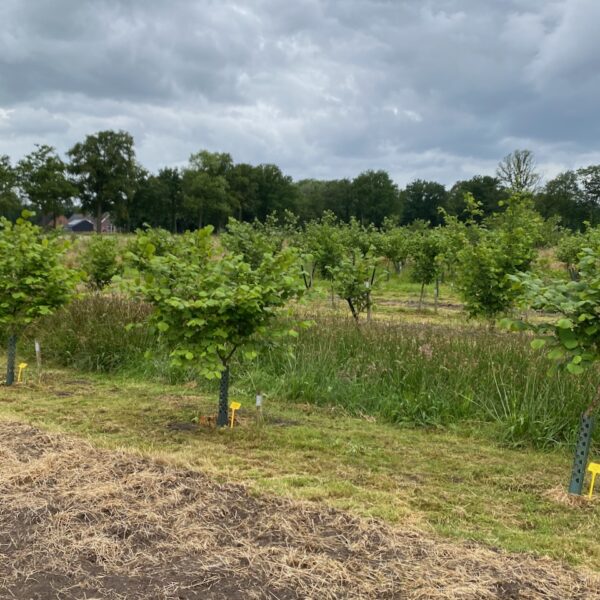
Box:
[0, 421, 598, 600]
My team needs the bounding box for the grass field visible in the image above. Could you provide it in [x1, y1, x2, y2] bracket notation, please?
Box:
[3, 251, 600, 596]
[1, 366, 599, 573]
[4, 420, 598, 599]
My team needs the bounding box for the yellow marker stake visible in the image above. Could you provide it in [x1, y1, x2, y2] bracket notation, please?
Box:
[588, 462, 600, 499]
[230, 401, 241, 429]
[17, 362, 28, 384]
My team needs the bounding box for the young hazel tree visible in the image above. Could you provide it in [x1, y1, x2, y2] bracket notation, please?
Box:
[409, 228, 447, 310]
[454, 193, 543, 320]
[510, 247, 600, 494]
[82, 235, 123, 290]
[0, 213, 79, 384]
[329, 250, 379, 322]
[128, 227, 305, 426]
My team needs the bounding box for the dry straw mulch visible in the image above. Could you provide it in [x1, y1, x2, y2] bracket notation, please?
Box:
[0, 421, 598, 600]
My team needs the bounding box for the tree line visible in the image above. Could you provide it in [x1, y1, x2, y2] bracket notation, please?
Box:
[2, 130, 600, 231]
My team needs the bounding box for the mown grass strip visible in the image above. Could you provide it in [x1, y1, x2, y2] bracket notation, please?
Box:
[0, 367, 599, 571]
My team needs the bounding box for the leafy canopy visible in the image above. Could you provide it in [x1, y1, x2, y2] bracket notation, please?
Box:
[453, 193, 544, 319]
[82, 235, 122, 290]
[509, 248, 600, 377]
[0, 213, 79, 332]
[128, 227, 305, 378]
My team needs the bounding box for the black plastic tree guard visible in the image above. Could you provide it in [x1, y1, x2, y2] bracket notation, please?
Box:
[5, 334, 17, 386]
[217, 366, 230, 427]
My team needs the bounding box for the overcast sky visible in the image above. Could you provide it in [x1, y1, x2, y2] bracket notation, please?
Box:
[1, 0, 599, 186]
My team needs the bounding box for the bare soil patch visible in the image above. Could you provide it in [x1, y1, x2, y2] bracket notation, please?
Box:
[0, 421, 598, 599]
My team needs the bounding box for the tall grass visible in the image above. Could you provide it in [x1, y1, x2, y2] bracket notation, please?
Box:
[27, 293, 154, 372]
[237, 317, 597, 447]
[25, 295, 597, 447]
[27, 293, 197, 383]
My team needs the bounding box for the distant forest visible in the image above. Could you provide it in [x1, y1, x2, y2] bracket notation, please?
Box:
[1, 129, 599, 232]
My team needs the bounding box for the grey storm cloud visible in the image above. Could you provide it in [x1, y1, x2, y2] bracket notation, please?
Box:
[1, 0, 599, 186]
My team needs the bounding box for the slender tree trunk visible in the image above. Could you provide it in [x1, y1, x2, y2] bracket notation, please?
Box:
[301, 265, 311, 290]
[366, 291, 372, 322]
[434, 277, 440, 313]
[5, 334, 17, 386]
[347, 298, 359, 323]
[217, 365, 230, 427]
[331, 284, 335, 308]
[171, 200, 177, 233]
[568, 266, 579, 281]
[418, 283, 425, 310]
[96, 203, 103, 234]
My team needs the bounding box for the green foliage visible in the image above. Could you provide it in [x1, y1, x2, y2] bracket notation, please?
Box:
[128, 227, 305, 379]
[17, 144, 76, 226]
[246, 318, 594, 447]
[182, 150, 235, 228]
[556, 230, 585, 279]
[125, 226, 178, 272]
[339, 217, 379, 257]
[328, 250, 379, 321]
[409, 228, 446, 287]
[511, 247, 600, 386]
[0, 214, 79, 333]
[401, 179, 448, 226]
[221, 215, 285, 268]
[0, 155, 22, 221]
[82, 235, 122, 290]
[447, 176, 508, 220]
[68, 130, 138, 232]
[296, 212, 345, 283]
[130, 167, 184, 232]
[378, 220, 412, 273]
[555, 226, 600, 279]
[455, 194, 544, 319]
[351, 169, 400, 227]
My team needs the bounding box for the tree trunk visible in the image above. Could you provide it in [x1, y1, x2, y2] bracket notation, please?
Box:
[217, 365, 230, 427]
[366, 291, 372, 322]
[418, 283, 425, 310]
[96, 204, 103, 234]
[568, 266, 579, 281]
[5, 334, 17, 386]
[171, 200, 177, 233]
[347, 298, 359, 323]
[434, 277, 440, 313]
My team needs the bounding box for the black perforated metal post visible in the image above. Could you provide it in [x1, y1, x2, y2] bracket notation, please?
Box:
[568, 413, 595, 495]
[5, 334, 17, 386]
[217, 366, 230, 427]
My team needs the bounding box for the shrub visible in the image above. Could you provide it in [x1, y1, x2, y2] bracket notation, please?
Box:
[82, 235, 122, 289]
